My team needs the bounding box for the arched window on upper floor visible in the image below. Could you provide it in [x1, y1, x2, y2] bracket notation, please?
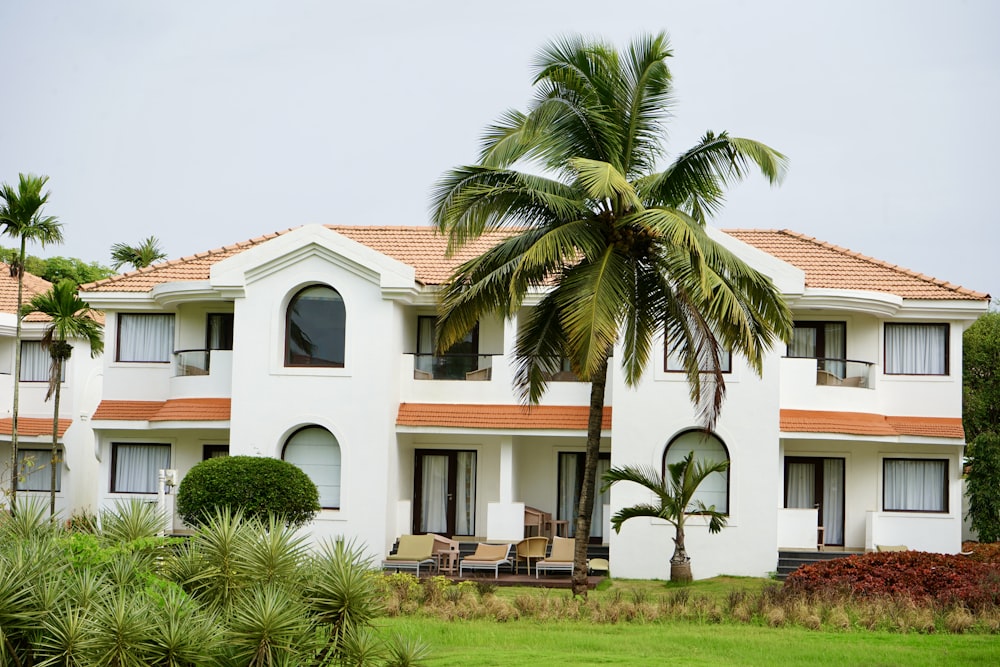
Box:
[282, 426, 341, 509]
[663, 430, 730, 514]
[285, 285, 345, 367]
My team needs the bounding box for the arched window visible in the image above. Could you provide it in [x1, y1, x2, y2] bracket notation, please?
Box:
[663, 430, 730, 514]
[285, 285, 346, 367]
[283, 426, 341, 509]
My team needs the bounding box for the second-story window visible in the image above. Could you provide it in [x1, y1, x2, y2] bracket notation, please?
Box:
[664, 342, 732, 373]
[285, 285, 346, 367]
[416, 316, 479, 379]
[20, 341, 64, 382]
[117, 313, 175, 363]
[884, 323, 949, 375]
[788, 321, 846, 377]
[207, 313, 234, 350]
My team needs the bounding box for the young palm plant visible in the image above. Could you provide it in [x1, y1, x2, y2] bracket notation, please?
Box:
[432, 33, 792, 595]
[0, 173, 64, 504]
[602, 451, 729, 582]
[109, 235, 167, 271]
[22, 280, 104, 517]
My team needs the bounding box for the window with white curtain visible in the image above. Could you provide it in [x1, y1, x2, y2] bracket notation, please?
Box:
[883, 458, 948, 512]
[665, 342, 731, 373]
[884, 323, 948, 375]
[117, 314, 175, 362]
[20, 341, 64, 382]
[111, 443, 170, 493]
[787, 321, 846, 378]
[17, 449, 61, 491]
[557, 452, 610, 539]
[663, 430, 730, 514]
[282, 426, 341, 509]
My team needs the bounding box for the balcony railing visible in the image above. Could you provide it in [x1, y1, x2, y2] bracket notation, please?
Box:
[804, 357, 875, 388]
[173, 349, 212, 377]
[411, 353, 495, 381]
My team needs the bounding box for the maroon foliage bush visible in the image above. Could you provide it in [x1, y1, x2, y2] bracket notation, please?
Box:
[962, 541, 1000, 564]
[783, 551, 1000, 611]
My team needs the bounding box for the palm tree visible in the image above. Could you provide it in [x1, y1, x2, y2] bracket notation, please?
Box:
[432, 33, 793, 596]
[109, 235, 166, 271]
[22, 280, 103, 516]
[602, 451, 729, 582]
[0, 173, 64, 504]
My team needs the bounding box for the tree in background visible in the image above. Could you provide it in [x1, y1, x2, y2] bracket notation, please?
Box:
[0, 173, 64, 504]
[110, 235, 167, 271]
[0, 249, 114, 285]
[432, 33, 791, 595]
[21, 281, 104, 516]
[964, 312, 1000, 542]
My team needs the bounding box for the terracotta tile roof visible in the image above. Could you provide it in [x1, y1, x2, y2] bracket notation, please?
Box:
[0, 264, 52, 319]
[0, 417, 71, 437]
[92, 398, 231, 422]
[780, 409, 965, 439]
[397, 403, 612, 430]
[725, 229, 989, 301]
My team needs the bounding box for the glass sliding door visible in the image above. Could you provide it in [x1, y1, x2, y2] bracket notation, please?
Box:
[413, 450, 476, 537]
[557, 452, 609, 542]
[784, 457, 845, 546]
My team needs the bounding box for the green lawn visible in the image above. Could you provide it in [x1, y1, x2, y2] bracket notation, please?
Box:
[379, 616, 1000, 666]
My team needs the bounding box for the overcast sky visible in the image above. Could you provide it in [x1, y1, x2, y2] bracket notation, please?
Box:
[1, 1, 997, 301]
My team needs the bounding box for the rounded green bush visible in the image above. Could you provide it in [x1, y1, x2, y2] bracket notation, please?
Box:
[176, 455, 320, 528]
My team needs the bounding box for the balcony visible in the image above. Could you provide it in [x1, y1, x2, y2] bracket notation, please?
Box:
[168, 349, 233, 398]
[411, 353, 495, 381]
[810, 358, 875, 389]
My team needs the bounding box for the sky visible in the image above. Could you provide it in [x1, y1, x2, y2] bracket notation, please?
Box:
[1, 1, 997, 301]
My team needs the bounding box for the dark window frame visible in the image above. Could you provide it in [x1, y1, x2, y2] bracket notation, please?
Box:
[16, 448, 62, 492]
[782, 456, 846, 546]
[284, 285, 346, 368]
[664, 344, 732, 374]
[882, 457, 949, 513]
[412, 448, 478, 537]
[883, 323, 950, 376]
[787, 321, 847, 359]
[662, 429, 731, 516]
[206, 313, 234, 351]
[115, 313, 175, 363]
[110, 442, 171, 494]
[19, 340, 65, 383]
[556, 451, 611, 544]
[202, 444, 230, 460]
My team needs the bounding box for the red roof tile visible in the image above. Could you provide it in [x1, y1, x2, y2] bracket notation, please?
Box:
[397, 403, 611, 430]
[0, 264, 52, 319]
[92, 399, 231, 422]
[725, 229, 989, 301]
[0, 417, 71, 437]
[780, 409, 964, 439]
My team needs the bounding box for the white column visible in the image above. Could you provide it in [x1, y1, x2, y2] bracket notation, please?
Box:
[498, 436, 514, 503]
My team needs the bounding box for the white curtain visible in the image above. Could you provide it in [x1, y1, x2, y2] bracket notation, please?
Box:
[118, 314, 174, 362]
[558, 453, 579, 536]
[17, 450, 60, 491]
[885, 324, 947, 375]
[113, 444, 170, 493]
[420, 455, 448, 533]
[455, 452, 476, 535]
[415, 317, 435, 374]
[20, 341, 53, 382]
[823, 324, 846, 378]
[823, 459, 844, 544]
[788, 327, 817, 358]
[284, 427, 341, 508]
[591, 458, 610, 538]
[786, 463, 815, 509]
[884, 459, 946, 511]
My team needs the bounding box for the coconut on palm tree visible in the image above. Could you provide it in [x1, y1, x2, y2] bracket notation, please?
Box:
[109, 235, 167, 271]
[22, 280, 103, 516]
[432, 33, 792, 596]
[0, 174, 64, 504]
[602, 451, 729, 582]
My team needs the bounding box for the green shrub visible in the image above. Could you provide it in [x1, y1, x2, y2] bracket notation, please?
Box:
[176, 456, 320, 528]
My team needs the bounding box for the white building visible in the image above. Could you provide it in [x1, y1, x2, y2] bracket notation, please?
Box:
[0, 267, 104, 516]
[74, 224, 988, 579]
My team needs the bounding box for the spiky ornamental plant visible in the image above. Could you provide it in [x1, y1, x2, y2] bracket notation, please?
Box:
[22, 280, 104, 517]
[432, 33, 791, 596]
[0, 173, 64, 506]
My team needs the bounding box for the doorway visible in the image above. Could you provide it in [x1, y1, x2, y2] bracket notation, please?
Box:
[784, 457, 845, 546]
[413, 450, 477, 537]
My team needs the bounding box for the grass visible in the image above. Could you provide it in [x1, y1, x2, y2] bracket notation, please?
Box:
[379, 617, 1000, 666]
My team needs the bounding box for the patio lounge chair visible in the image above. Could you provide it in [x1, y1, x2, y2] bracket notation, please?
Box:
[458, 543, 512, 578]
[536, 535, 575, 578]
[382, 534, 437, 576]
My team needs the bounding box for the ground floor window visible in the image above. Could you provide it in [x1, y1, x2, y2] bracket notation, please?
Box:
[283, 427, 341, 509]
[202, 444, 230, 460]
[664, 431, 730, 515]
[557, 452, 610, 541]
[413, 450, 476, 536]
[784, 457, 845, 546]
[111, 443, 170, 493]
[17, 449, 61, 492]
[883, 458, 948, 512]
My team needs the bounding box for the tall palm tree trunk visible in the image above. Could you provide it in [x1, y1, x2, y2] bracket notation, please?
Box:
[8, 238, 26, 505]
[572, 354, 609, 597]
[49, 358, 62, 518]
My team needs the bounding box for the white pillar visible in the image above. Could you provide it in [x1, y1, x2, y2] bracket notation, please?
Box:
[499, 436, 514, 503]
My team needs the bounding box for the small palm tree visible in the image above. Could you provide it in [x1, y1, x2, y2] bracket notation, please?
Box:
[22, 280, 103, 516]
[602, 451, 729, 583]
[109, 235, 166, 271]
[0, 173, 63, 504]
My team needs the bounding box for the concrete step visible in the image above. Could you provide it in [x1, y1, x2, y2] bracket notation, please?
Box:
[775, 549, 863, 580]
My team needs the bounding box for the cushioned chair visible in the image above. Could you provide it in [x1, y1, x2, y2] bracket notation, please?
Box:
[536, 535, 575, 578]
[458, 543, 512, 578]
[382, 534, 437, 576]
[875, 544, 908, 552]
[515, 536, 549, 575]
